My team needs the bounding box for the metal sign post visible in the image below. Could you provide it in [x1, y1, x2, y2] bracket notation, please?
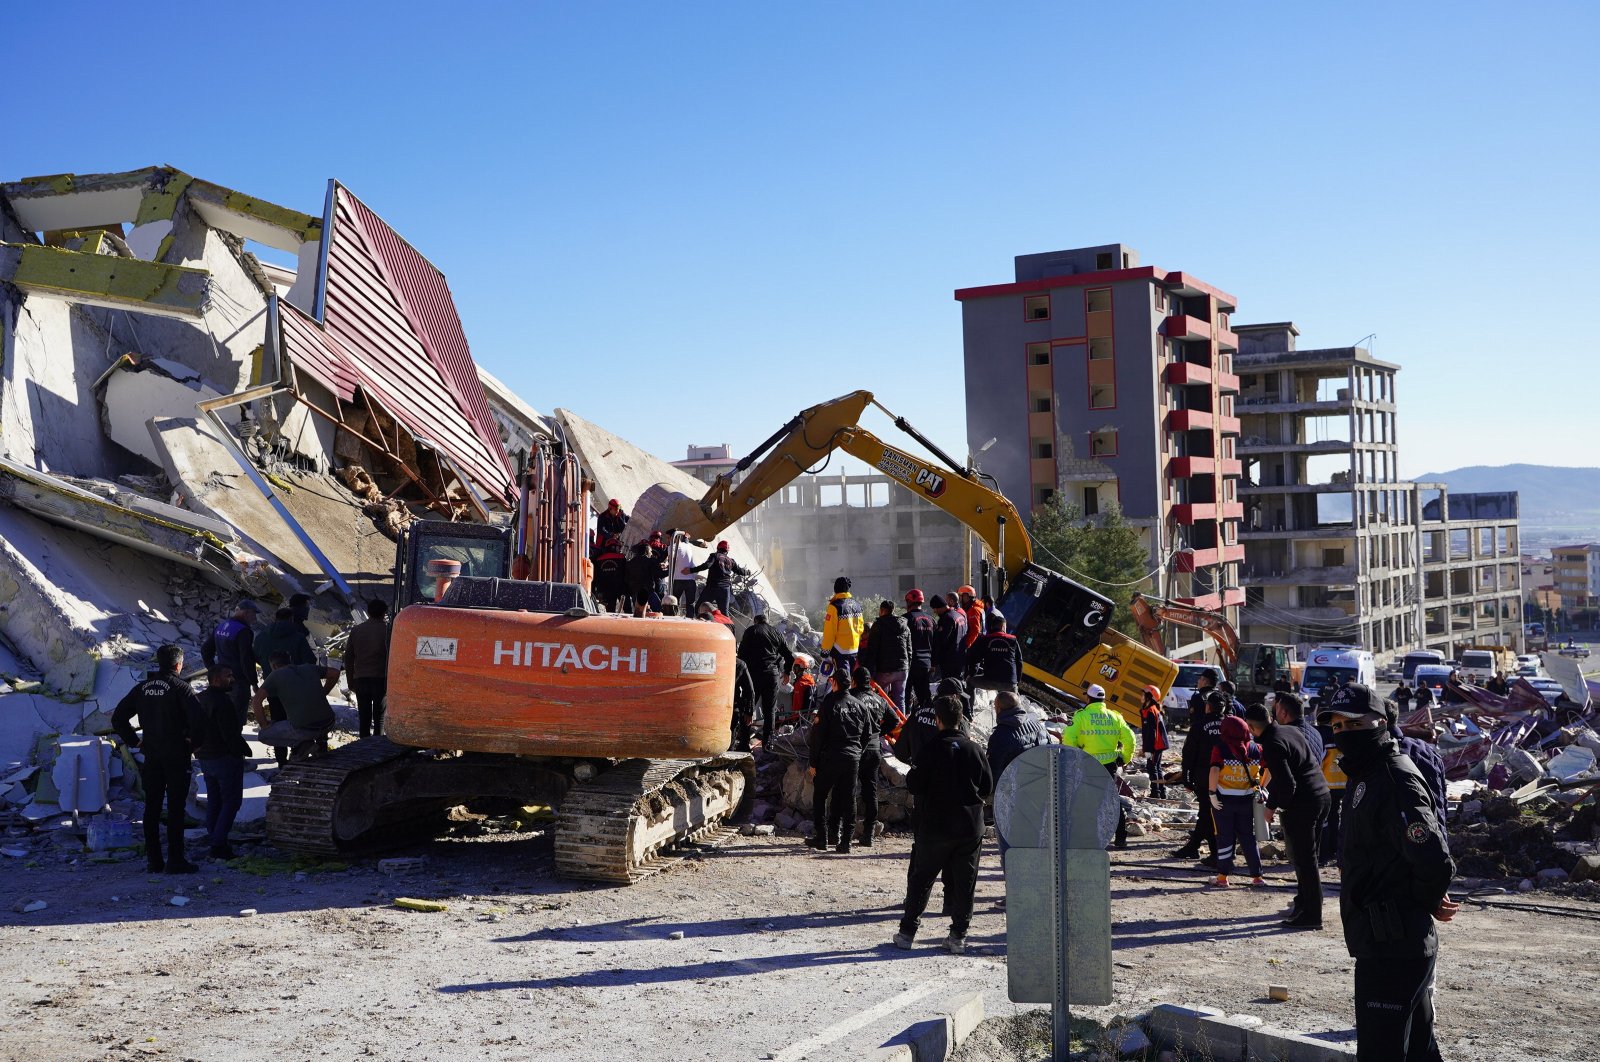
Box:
[995, 745, 1117, 1062]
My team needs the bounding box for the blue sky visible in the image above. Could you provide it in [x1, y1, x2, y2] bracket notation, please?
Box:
[8, 2, 1593, 481]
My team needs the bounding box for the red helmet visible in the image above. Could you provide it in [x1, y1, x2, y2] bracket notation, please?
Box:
[717, 540, 730, 551]
[648, 531, 663, 543]
[1143, 684, 1162, 700]
[957, 584, 976, 599]
[607, 498, 620, 509]
[904, 589, 925, 605]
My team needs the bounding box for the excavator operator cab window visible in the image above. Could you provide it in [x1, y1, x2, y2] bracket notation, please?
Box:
[409, 536, 510, 605]
[999, 564, 1115, 678]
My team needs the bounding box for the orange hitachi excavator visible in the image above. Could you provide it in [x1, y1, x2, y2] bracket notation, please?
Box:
[1129, 592, 1300, 703]
[265, 449, 755, 883]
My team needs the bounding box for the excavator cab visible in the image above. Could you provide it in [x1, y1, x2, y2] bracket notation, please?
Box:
[393, 519, 514, 609]
[1000, 562, 1114, 677]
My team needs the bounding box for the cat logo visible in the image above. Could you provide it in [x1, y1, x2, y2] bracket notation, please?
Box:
[914, 468, 946, 499]
[1098, 662, 1120, 682]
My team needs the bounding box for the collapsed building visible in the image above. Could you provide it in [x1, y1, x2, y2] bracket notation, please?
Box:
[0, 166, 775, 797]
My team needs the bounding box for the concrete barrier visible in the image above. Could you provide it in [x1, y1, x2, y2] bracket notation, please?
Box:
[878, 990, 985, 1062]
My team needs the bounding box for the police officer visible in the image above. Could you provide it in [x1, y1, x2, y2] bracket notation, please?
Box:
[737, 612, 794, 747]
[1320, 684, 1457, 1061]
[1175, 690, 1229, 865]
[1064, 683, 1138, 849]
[112, 645, 204, 874]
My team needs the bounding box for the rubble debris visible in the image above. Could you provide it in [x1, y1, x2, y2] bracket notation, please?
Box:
[16, 899, 48, 913]
[169, 896, 190, 908]
[237, 908, 258, 918]
[378, 857, 427, 875]
[393, 897, 448, 913]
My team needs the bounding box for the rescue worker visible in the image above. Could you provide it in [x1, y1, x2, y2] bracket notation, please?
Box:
[1244, 695, 1330, 929]
[1186, 669, 1217, 729]
[597, 497, 628, 541]
[1317, 711, 1348, 866]
[737, 611, 795, 747]
[965, 614, 1022, 717]
[986, 690, 1051, 861]
[1319, 685, 1457, 1061]
[591, 534, 628, 613]
[1174, 690, 1228, 863]
[192, 665, 250, 860]
[1208, 715, 1266, 888]
[820, 576, 865, 679]
[696, 600, 734, 629]
[851, 667, 899, 847]
[1139, 684, 1169, 798]
[929, 596, 968, 713]
[113, 644, 203, 874]
[863, 601, 912, 710]
[944, 592, 969, 648]
[345, 598, 390, 739]
[686, 540, 747, 617]
[1064, 683, 1137, 849]
[646, 531, 671, 602]
[957, 586, 984, 651]
[807, 670, 869, 853]
[201, 600, 260, 727]
[894, 695, 993, 955]
[787, 654, 816, 731]
[658, 595, 680, 617]
[626, 541, 660, 616]
[902, 590, 937, 714]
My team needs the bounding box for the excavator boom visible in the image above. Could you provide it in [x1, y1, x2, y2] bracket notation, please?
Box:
[1129, 592, 1240, 668]
[636, 391, 1174, 721]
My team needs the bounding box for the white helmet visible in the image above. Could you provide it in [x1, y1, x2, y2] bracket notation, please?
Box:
[1086, 683, 1106, 700]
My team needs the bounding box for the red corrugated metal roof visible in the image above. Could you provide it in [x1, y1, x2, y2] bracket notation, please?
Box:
[278, 185, 513, 505]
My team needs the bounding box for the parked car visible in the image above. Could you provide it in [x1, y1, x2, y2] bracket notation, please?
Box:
[1515, 663, 1542, 679]
[1527, 679, 1565, 706]
[1515, 654, 1540, 671]
[1163, 662, 1225, 727]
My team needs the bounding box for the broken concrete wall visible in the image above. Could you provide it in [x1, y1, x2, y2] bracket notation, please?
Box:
[100, 358, 236, 467]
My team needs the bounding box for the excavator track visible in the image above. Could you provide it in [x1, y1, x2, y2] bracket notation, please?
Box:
[266, 738, 428, 857]
[554, 752, 756, 883]
[1021, 677, 1081, 720]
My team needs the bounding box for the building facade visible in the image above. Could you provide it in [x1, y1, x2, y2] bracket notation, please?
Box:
[1551, 543, 1599, 617]
[673, 444, 738, 487]
[955, 243, 1244, 619]
[1234, 323, 1522, 661]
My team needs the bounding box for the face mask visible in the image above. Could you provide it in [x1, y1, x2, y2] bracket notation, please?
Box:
[1332, 727, 1383, 755]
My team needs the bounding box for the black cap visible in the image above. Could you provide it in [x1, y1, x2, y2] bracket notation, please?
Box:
[834, 576, 852, 593]
[1242, 703, 1271, 725]
[1317, 683, 1383, 724]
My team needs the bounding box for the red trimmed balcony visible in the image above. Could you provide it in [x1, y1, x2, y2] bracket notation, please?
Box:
[1170, 503, 1217, 524]
[1172, 547, 1220, 572]
[1165, 314, 1212, 343]
[1171, 592, 1223, 611]
[1219, 458, 1243, 477]
[1167, 456, 1216, 478]
[1215, 326, 1239, 352]
[1216, 414, 1241, 434]
[1221, 587, 1246, 607]
[1215, 369, 1240, 393]
[1223, 544, 1246, 563]
[1221, 501, 1245, 520]
[1167, 408, 1214, 431]
[1165, 361, 1213, 386]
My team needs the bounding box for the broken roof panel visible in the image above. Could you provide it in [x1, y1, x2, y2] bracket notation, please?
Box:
[279, 184, 513, 505]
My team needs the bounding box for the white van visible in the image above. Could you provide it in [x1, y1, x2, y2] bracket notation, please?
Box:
[1413, 664, 1453, 698]
[1302, 645, 1377, 697]
[1164, 662, 1226, 726]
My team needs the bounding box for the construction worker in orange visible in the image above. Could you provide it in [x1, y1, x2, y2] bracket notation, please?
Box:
[957, 585, 983, 651]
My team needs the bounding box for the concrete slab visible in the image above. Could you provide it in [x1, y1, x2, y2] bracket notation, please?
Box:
[1247, 1025, 1356, 1061]
[556, 407, 784, 616]
[1147, 1004, 1227, 1052]
[99, 356, 239, 468]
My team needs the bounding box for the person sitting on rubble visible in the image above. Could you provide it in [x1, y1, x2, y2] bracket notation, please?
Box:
[252, 653, 340, 761]
[253, 607, 316, 767]
[112, 644, 204, 875]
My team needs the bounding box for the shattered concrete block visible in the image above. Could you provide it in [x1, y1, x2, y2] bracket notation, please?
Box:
[1247, 1025, 1356, 1060]
[169, 895, 190, 907]
[1570, 855, 1600, 883]
[1110, 1024, 1151, 1057]
[1536, 867, 1569, 883]
[1146, 1004, 1227, 1053]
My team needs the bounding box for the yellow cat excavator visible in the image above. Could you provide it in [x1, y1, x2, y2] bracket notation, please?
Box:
[633, 390, 1176, 723]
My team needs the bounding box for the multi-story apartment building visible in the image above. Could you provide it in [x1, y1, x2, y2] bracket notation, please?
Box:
[1551, 543, 1599, 613]
[672, 444, 738, 488]
[1234, 323, 1522, 661]
[955, 244, 1244, 619]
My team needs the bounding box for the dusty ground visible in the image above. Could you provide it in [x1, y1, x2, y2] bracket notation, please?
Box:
[3, 792, 1597, 1062]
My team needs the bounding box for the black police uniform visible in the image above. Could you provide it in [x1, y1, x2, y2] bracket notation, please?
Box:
[1338, 726, 1454, 1061]
[112, 670, 204, 870]
[903, 606, 936, 712]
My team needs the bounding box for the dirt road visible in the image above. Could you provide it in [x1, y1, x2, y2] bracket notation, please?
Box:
[2, 822, 1595, 1061]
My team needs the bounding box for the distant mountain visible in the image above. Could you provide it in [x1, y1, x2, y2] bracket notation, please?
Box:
[1414, 465, 1600, 548]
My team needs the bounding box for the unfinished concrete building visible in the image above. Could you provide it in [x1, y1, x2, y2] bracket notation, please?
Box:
[1233, 323, 1414, 656]
[1413, 488, 1524, 656]
[1235, 323, 1522, 661]
[744, 471, 966, 614]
